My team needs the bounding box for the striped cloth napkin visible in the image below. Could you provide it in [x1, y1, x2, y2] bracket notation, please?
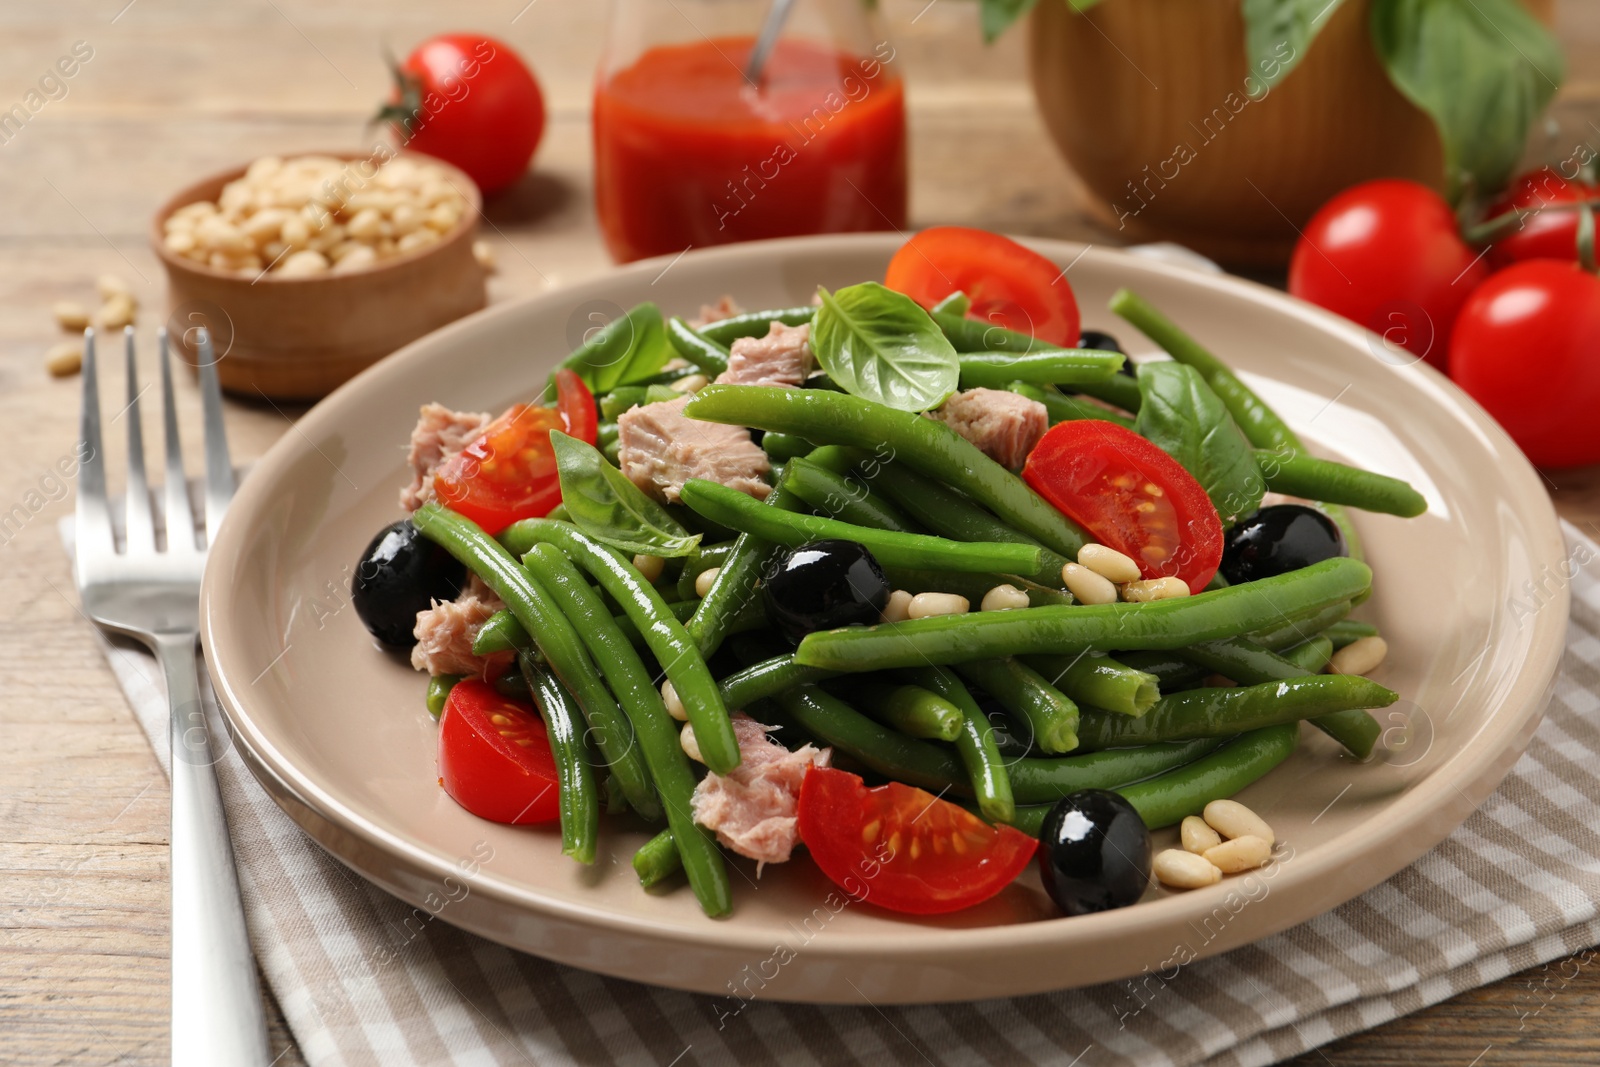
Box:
[75, 516, 1600, 1067]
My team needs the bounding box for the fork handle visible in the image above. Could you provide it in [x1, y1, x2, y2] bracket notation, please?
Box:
[159, 633, 272, 1067]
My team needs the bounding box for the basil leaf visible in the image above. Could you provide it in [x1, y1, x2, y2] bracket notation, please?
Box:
[557, 302, 674, 395]
[1133, 362, 1263, 525]
[979, 0, 1038, 41]
[551, 431, 701, 558]
[812, 282, 960, 413]
[1242, 0, 1345, 95]
[1370, 0, 1564, 197]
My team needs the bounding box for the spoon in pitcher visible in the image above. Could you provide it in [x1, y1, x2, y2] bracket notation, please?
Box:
[744, 0, 798, 85]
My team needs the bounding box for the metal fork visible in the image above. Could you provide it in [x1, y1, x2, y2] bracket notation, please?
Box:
[74, 325, 271, 1067]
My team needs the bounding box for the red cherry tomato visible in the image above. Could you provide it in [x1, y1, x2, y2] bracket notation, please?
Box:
[1484, 167, 1596, 268]
[1289, 179, 1489, 372]
[554, 368, 598, 446]
[884, 227, 1081, 347]
[1022, 421, 1222, 593]
[1449, 261, 1600, 469]
[383, 34, 545, 196]
[433, 402, 564, 534]
[438, 680, 560, 825]
[796, 766, 1037, 915]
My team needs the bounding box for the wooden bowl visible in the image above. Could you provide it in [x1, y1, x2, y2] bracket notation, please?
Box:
[150, 152, 488, 401]
[1027, 0, 1554, 268]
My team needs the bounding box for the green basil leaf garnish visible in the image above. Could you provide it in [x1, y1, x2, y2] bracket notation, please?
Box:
[1134, 362, 1263, 526]
[551, 431, 701, 558]
[812, 282, 960, 413]
[1241, 0, 1344, 95]
[555, 302, 674, 396]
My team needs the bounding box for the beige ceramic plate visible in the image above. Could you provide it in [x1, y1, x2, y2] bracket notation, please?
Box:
[202, 234, 1569, 1004]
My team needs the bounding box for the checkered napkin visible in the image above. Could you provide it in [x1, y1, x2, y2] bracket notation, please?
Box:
[70, 509, 1600, 1067]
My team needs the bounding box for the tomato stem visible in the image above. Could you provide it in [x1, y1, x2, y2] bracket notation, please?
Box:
[1579, 205, 1597, 275]
[1461, 196, 1600, 246]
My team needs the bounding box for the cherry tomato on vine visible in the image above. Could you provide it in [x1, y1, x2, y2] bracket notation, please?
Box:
[438, 680, 560, 825]
[1483, 167, 1596, 268]
[1289, 180, 1489, 372]
[1449, 261, 1600, 469]
[885, 227, 1081, 347]
[380, 34, 545, 195]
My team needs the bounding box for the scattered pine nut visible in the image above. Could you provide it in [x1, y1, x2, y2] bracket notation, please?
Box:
[908, 592, 969, 619]
[1202, 799, 1275, 846]
[679, 721, 703, 762]
[694, 566, 721, 598]
[97, 293, 136, 330]
[472, 239, 497, 271]
[1203, 835, 1272, 874]
[671, 374, 710, 393]
[1062, 562, 1117, 605]
[45, 341, 83, 377]
[1123, 576, 1190, 603]
[1078, 544, 1141, 584]
[52, 300, 90, 332]
[1153, 848, 1222, 889]
[980, 584, 1030, 612]
[632, 554, 665, 583]
[661, 680, 687, 721]
[96, 273, 132, 300]
[1329, 635, 1388, 676]
[881, 589, 914, 623]
[1180, 815, 1221, 855]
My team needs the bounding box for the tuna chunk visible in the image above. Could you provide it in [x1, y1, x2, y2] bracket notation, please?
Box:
[688, 294, 743, 328]
[691, 715, 831, 869]
[715, 321, 814, 388]
[933, 388, 1049, 470]
[410, 575, 512, 678]
[616, 394, 770, 504]
[400, 403, 490, 512]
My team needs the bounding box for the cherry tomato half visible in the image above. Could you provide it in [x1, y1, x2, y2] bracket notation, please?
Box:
[1289, 179, 1489, 372]
[438, 679, 560, 825]
[885, 227, 1081, 347]
[554, 368, 598, 446]
[433, 402, 564, 535]
[1449, 260, 1600, 469]
[1484, 167, 1596, 268]
[796, 766, 1037, 915]
[1022, 421, 1223, 593]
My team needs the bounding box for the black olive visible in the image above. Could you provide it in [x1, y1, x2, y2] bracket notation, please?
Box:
[1079, 329, 1134, 377]
[762, 539, 889, 645]
[352, 520, 467, 647]
[1221, 504, 1346, 585]
[1037, 789, 1151, 916]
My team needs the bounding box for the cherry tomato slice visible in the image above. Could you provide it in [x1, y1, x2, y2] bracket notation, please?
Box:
[796, 766, 1037, 915]
[554, 368, 598, 445]
[438, 679, 560, 824]
[884, 226, 1081, 348]
[1022, 421, 1222, 593]
[1484, 167, 1596, 268]
[433, 402, 564, 534]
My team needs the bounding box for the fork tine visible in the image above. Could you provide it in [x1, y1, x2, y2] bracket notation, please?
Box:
[159, 329, 197, 553]
[74, 328, 114, 562]
[122, 327, 155, 555]
[196, 328, 235, 546]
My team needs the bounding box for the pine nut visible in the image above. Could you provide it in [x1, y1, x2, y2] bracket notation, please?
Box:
[96, 273, 132, 300]
[1153, 848, 1221, 889]
[671, 374, 710, 394]
[1202, 799, 1275, 845]
[331, 245, 378, 274]
[45, 341, 83, 377]
[631, 554, 665, 583]
[473, 239, 497, 271]
[1329, 635, 1388, 676]
[679, 721, 703, 762]
[397, 227, 440, 253]
[694, 567, 721, 598]
[1203, 835, 1272, 873]
[908, 592, 969, 619]
[662, 680, 687, 721]
[1062, 562, 1117, 605]
[1123, 576, 1190, 603]
[52, 300, 90, 332]
[1078, 544, 1141, 584]
[1180, 815, 1221, 854]
[97, 294, 136, 330]
[277, 249, 330, 277]
[881, 589, 913, 623]
[980, 584, 1030, 612]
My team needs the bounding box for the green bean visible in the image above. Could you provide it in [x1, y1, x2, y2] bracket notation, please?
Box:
[957, 350, 1124, 389]
[933, 309, 1068, 355]
[1115, 651, 1205, 690]
[546, 503, 570, 523]
[862, 460, 1070, 583]
[523, 543, 732, 913]
[493, 670, 532, 701]
[1324, 619, 1379, 649]
[1072, 374, 1143, 413]
[1010, 382, 1135, 429]
[1117, 724, 1299, 829]
[507, 519, 743, 776]
[1008, 738, 1226, 807]
[426, 674, 460, 718]
[719, 653, 839, 710]
[795, 557, 1372, 670]
[472, 610, 528, 656]
[633, 364, 703, 387]
[679, 478, 1043, 574]
[768, 685, 962, 792]
[1075, 675, 1396, 750]
[883, 567, 1073, 608]
[483, 599, 735, 655]
[666, 316, 730, 376]
[783, 457, 921, 533]
[518, 653, 600, 864]
[1025, 653, 1160, 718]
[597, 421, 619, 449]
[1280, 634, 1335, 674]
[675, 541, 738, 601]
[697, 305, 816, 346]
[412, 504, 651, 826]
[683, 482, 800, 659]
[930, 291, 970, 317]
[954, 658, 1079, 754]
[603, 438, 622, 465]
[761, 432, 815, 461]
[853, 680, 964, 741]
[1257, 449, 1427, 517]
[634, 828, 683, 888]
[902, 667, 1013, 822]
[684, 385, 1090, 558]
[1249, 600, 1352, 651]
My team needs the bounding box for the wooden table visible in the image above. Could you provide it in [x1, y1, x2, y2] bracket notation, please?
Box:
[2, 3, 1596, 1064]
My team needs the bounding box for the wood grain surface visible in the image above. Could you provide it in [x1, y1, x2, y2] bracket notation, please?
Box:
[1, 3, 1596, 1065]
